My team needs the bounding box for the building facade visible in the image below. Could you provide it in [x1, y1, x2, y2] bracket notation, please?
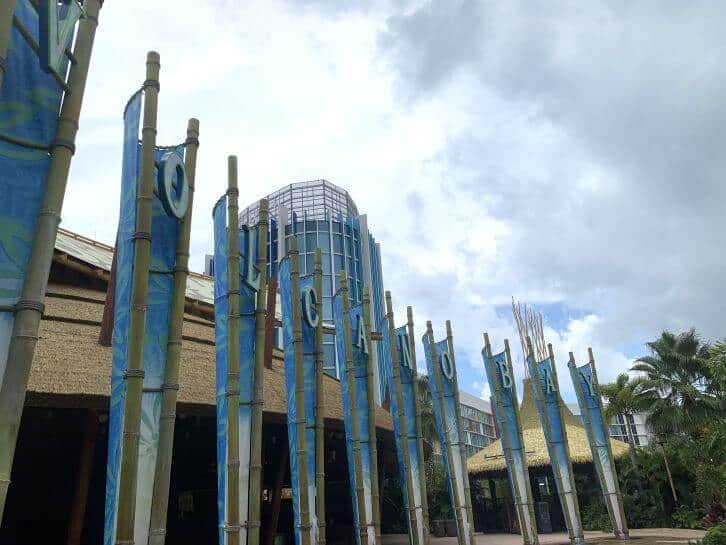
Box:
[459, 391, 498, 459]
[239, 180, 387, 401]
[567, 403, 653, 446]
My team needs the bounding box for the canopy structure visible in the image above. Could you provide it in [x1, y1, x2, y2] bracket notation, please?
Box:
[467, 378, 629, 475]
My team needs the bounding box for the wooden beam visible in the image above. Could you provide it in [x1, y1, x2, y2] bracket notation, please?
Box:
[264, 276, 277, 369]
[98, 234, 118, 346]
[264, 444, 288, 545]
[66, 409, 99, 545]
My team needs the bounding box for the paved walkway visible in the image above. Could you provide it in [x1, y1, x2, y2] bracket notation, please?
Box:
[382, 529, 706, 545]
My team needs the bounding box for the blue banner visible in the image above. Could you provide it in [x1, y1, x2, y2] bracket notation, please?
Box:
[422, 334, 473, 545]
[381, 321, 426, 545]
[527, 356, 583, 544]
[569, 359, 628, 539]
[0, 1, 72, 383]
[333, 294, 375, 545]
[482, 349, 538, 545]
[212, 197, 259, 545]
[105, 91, 188, 545]
[279, 258, 319, 545]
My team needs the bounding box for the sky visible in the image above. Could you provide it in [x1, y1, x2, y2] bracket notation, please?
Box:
[62, 0, 726, 403]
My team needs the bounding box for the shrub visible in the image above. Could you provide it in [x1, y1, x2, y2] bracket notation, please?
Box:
[701, 523, 726, 545]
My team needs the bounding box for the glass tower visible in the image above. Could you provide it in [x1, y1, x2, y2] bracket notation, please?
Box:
[239, 180, 386, 397]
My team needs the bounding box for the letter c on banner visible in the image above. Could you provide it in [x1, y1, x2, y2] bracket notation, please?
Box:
[302, 286, 319, 328]
[439, 351, 454, 380]
[158, 151, 189, 219]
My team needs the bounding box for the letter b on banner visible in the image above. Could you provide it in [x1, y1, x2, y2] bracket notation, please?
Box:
[497, 359, 513, 389]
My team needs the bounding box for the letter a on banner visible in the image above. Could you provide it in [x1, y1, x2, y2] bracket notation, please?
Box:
[526, 339, 584, 545]
[104, 57, 199, 545]
[481, 334, 539, 545]
[422, 321, 475, 545]
[211, 162, 268, 545]
[569, 350, 628, 540]
[381, 293, 429, 545]
[279, 240, 322, 545]
[333, 271, 381, 545]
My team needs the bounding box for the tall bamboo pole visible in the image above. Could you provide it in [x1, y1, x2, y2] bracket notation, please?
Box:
[225, 156, 242, 545]
[385, 293, 419, 545]
[362, 288, 381, 545]
[339, 272, 369, 545]
[446, 321, 475, 545]
[407, 307, 430, 545]
[547, 343, 583, 545]
[289, 237, 312, 545]
[147, 118, 200, 545]
[314, 249, 326, 545]
[114, 51, 161, 545]
[0, 0, 102, 517]
[504, 339, 539, 544]
[249, 198, 269, 545]
[0, 0, 15, 93]
[425, 321, 465, 544]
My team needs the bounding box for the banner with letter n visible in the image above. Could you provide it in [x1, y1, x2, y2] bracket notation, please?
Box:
[526, 349, 584, 545]
[481, 337, 539, 545]
[380, 298, 428, 545]
[422, 323, 475, 545]
[0, 0, 82, 390]
[569, 351, 628, 540]
[212, 186, 265, 545]
[333, 274, 378, 545]
[105, 88, 195, 545]
[279, 243, 321, 545]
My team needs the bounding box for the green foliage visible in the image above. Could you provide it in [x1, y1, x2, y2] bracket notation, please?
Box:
[580, 502, 613, 533]
[426, 460, 453, 521]
[701, 523, 726, 545]
[671, 506, 704, 530]
[381, 474, 407, 534]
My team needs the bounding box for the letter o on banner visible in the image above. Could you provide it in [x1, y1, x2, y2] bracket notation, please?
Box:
[158, 151, 189, 219]
[439, 351, 454, 380]
[302, 286, 319, 328]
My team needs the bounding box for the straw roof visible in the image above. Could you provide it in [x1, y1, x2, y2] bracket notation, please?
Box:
[27, 233, 394, 431]
[467, 378, 628, 475]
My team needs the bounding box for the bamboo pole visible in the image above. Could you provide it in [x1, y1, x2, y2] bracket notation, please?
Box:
[546, 343, 583, 545]
[504, 339, 539, 545]
[0, 0, 102, 517]
[225, 156, 242, 545]
[114, 50, 161, 545]
[425, 321, 466, 545]
[446, 321, 475, 545]
[148, 118, 200, 545]
[587, 348, 628, 538]
[0, 0, 15, 93]
[290, 237, 312, 545]
[314, 249, 326, 545]
[362, 288, 381, 545]
[249, 198, 269, 545]
[385, 293, 419, 545]
[407, 307, 430, 545]
[339, 271, 369, 545]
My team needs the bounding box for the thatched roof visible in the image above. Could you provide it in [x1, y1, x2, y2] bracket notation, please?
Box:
[26, 229, 394, 432]
[467, 378, 628, 475]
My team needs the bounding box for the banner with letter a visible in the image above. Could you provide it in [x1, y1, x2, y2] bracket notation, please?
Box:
[482, 339, 539, 545]
[527, 353, 584, 545]
[569, 351, 628, 540]
[279, 253, 320, 545]
[333, 285, 376, 545]
[105, 90, 193, 545]
[0, 0, 78, 386]
[422, 325, 475, 545]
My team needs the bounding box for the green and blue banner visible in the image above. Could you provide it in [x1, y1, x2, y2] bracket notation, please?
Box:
[527, 355, 584, 545]
[279, 257, 320, 545]
[105, 91, 189, 545]
[333, 294, 375, 545]
[569, 357, 628, 539]
[482, 348, 538, 545]
[380, 320, 425, 545]
[422, 334, 474, 545]
[0, 0, 75, 385]
[212, 196, 260, 545]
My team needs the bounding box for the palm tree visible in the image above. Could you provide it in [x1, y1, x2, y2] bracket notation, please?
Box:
[632, 329, 719, 439]
[601, 373, 646, 493]
[416, 374, 437, 462]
